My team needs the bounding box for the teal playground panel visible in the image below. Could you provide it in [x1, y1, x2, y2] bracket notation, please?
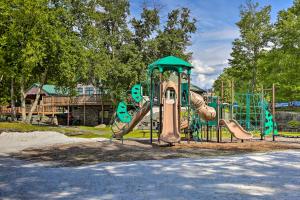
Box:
[131, 84, 143, 103]
[261, 101, 278, 136]
[181, 83, 189, 106]
[116, 101, 132, 123]
[208, 96, 218, 126]
[234, 93, 262, 131]
[234, 92, 278, 136]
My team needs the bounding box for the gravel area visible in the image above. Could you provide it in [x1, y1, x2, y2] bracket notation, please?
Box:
[0, 131, 107, 155]
[0, 150, 300, 200]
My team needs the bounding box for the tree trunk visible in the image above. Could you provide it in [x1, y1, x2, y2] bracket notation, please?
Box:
[20, 75, 27, 122]
[101, 87, 104, 124]
[26, 69, 48, 124]
[10, 78, 16, 121]
[26, 87, 42, 123]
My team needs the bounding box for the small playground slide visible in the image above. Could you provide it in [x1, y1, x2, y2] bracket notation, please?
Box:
[190, 91, 216, 121]
[113, 101, 150, 139]
[160, 81, 181, 143]
[219, 119, 253, 140]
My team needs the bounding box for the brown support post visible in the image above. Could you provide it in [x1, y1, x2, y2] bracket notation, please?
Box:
[272, 83, 276, 141]
[231, 80, 234, 120]
[177, 71, 182, 143]
[187, 73, 191, 143]
[150, 73, 153, 144]
[231, 80, 234, 142]
[217, 97, 220, 143]
[261, 86, 264, 140]
[101, 96, 104, 124]
[52, 96, 54, 117]
[83, 95, 86, 126]
[67, 97, 70, 126]
[159, 72, 163, 143]
[206, 121, 209, 142]
[42, 97, 45, 116]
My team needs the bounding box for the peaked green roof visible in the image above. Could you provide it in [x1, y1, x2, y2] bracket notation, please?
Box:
[148, 56, 193, 73]
[29, 83, 69, 95]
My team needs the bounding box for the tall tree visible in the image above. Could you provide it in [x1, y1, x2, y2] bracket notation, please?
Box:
[228, 0, 272, 92]
[258, 0, 300, 101]
[0, 0, 87, 123]
[157, 7, 197, 61]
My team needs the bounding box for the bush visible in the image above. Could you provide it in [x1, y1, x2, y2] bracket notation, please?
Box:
[288, 120, 300, 128]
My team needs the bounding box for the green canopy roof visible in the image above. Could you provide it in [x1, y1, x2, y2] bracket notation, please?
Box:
[148, 56, 193, 74]
[27, 83, 69, 96]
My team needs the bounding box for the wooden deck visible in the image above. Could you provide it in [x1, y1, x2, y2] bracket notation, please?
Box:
[0, 95, 112, 116]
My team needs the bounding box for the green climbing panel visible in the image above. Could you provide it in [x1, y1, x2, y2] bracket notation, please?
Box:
[234, 93, 262, 131]
[262, 102, 278, 136]
[208, 97, 217, 126]
[131, 84, 143, 103]
[116, 101, 132, 123]
[181, 83, 189, 106]
[191, 114, 201, 141]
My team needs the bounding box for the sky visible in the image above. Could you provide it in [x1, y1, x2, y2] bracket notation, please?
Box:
[129, 0, 294, 89]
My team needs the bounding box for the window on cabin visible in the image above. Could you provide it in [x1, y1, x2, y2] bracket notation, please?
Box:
[96, 88, 101, 95]
[85, 87, 94, 95]
[77, 87, 83, 96]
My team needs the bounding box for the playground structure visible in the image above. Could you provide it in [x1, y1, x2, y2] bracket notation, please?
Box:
[204, 81, 278, 142]
[111, 56, 280, 144]
[111, 56, 279, 145]
[111, 56, 216, 144]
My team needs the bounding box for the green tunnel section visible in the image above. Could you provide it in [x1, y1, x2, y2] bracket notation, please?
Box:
[131, 84, 143, 103]
[116, 101, 132, 123]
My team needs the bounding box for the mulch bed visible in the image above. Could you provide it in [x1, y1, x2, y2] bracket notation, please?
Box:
[8, 138, 300, 167]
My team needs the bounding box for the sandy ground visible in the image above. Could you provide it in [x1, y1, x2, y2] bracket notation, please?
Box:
[0, 131, 107, 155]
[0, 150, 299, 200]
[6, 138, 300, 166]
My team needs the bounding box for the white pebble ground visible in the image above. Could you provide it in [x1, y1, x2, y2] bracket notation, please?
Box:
[1, 150, 300, 200]
[0, 131, 105, 154]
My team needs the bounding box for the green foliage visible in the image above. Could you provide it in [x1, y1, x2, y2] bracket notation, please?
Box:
[214, 0, 300, 102]
[258, 0, 300, 101]
[288, 120, 300, 128]
[0, 0, 197, 117]
[227, 0, 272, 93]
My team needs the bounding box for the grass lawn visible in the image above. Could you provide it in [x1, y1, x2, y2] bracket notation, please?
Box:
[1, 122, 299, 139]
[0, 122, 107, 137]
[279, 132, 300, 137]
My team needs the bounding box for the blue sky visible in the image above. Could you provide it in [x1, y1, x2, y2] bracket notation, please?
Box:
[129, 0, 293, 89]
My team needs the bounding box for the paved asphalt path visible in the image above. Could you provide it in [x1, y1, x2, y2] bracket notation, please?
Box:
[1, 150, 300, 200]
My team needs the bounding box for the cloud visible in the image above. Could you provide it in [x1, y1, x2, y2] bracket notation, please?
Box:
[197, 28, 239, 41]
[190, 58, 228, 90]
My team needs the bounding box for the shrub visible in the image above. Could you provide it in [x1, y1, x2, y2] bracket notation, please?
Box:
[288, 120, 300, 128]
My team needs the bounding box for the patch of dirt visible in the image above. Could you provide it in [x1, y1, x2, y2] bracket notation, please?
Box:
[9, 138, 300, 167]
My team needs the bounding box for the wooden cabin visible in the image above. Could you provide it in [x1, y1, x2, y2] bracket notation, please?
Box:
[0, 84, 114, 126]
